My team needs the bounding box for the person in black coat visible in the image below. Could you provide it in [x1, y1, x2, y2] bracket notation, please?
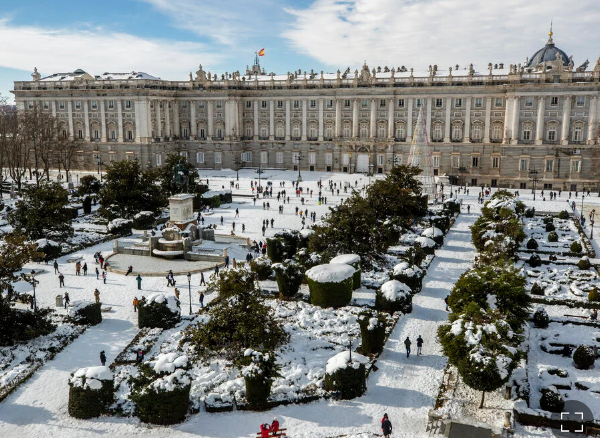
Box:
[416, 335, 424, 355]
[381, 413, 393, 438]
[100, 350, 107, 366]
[404, 337, 412, 358]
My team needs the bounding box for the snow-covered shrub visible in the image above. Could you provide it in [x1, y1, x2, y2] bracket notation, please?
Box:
[528, 254, 542, 268]
[267, 231, 301, 262]
[138, 293, 180, 329]
[249, 257, 272, 281]
[545, 222, 555, 232]
[432, 215, 450, 233]
[211, 268, 257, 300]
[132, 211, 155, 230]
[324, 351, 368, 400]
[443, 199, 461, 215]
[539, 387, 565, 413]
[82, 195, 92, 215]
[36, 238, 62, 260]
[68, 301, 102, 326]
[358, 311, 387, 355]
[266, 237, 285, 263]
[530, 282, 545, 296]
[240, 350, 279, 410]
[376, 280, 412, 314]
[414, 236, 436, 255]
[547, 231, 558, 242]
[570, 241, 583, 254]
[272, 260, 303, 299]
[573, 345, 596, 370]
[588, 288, 600, 302]
[292, 248, 322, 272]
[107, 218, 133, 236]
[392, 261, 423, 293]
[578, 257, 592, 270]
[130, 353, 191, 425]
[330, 253, 361, 290]
[526, 238, 539, 250]
[532, 308, 549, 328]
[68, 366, 114, 419]
[525, 208, 535, 218]
[422, 226, 444, 246]
[306, 264, 355, 308]
[558, 210, 570, 220]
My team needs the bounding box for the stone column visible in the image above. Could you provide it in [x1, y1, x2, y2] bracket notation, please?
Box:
[156, 100, 162, 138]
[426, 97, 432, 142]
[51, 101, 56, 117]
[165, 100, 171, 139]
[318, 99, 324, 141]
[207, 101, 213, 140]
[588, 96, 597, 144]
[370, 99, 376, 138]
[84, 100, 90, 141]
[147, 99, 152, 140]
[100, 100, 107, 142]
[406, 98, 414, 142]
[224, 100, 230, 140]
[511, 97, 520, 145]
[483, 97, 492, 143]
[134, 100, 141, 142]
[535, 96, 545, 145]
[352, 99, 358, 138]
[302, 99, 307, 141]
[173, 101, 180, 137]
[463, 97, 471, 143]
[444, 97, 451, 142]
[191, 101, 197, 139]
[561, 96, 571, 145]
[503, 97, 513, 144]
[255, 100, 260, 140]
[268, 100, 273, 140]
[335, 99, 342, 137]
[388, 98, 394, 138]
[117, 100, 124, 142]
[285, 100, 291, 140]
[67, 101, 74, 139]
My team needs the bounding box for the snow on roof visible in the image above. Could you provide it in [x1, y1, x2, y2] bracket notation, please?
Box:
[380, 280, 411, 301]
[306, 263, 355, 283]
[329, 254, 361, 266]
[325, 350, 368, 374]
[95, 71, 161, 81]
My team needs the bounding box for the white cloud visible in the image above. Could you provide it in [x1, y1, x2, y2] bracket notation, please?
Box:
[0, 18, 224, 80]
[283, 0, 600, 72]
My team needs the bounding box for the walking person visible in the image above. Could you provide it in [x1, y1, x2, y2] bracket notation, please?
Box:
[382, 413, 393, 438]
[225, 255, 230, 268]
[94, 288, 100, 303]
[416, 335, 424, 355]
[133, 297, 139, 312]
[75, 261, 81, 276]
[58, 272, 65, 288]
[95, 267, 100, 280]
[199, 272, 206, 286]
[100, 350, 107, 366]
[174, 288, 180, 300]
[64, 291, 70, 309]
[199, 291, 204, 308]
[54, 260, 59, 275]
[102, 271, 107, 284]
[467, 204, 471, 214]
[404, 337, 412, 358]
[83, 262, 88, 276]
[215, 265, 220, 276]
[136, 274, 142, 290]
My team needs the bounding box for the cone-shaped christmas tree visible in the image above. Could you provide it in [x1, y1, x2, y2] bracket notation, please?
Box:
[407, 106, 436, 199]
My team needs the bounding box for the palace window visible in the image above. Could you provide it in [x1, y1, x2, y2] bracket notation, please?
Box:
[525, 97, 533, 107]
[293, 100, 300, 109]
[545, 159, 554, 172]
[433, 155, 440, 168]
[108, 100, 114, 109]
[62, 129, 68, 138]
[182, 127, 189, 138]
[197, 152, 204, 164]
[59, 101, 65, 110]
[454, 98, 462, 108]
[379, 99, 386, 108]
[310, 100, 316, 109]
[472, 124, 482, 140]
[215, 152, 222, 164]
[547, 126, 557, 141]
[361, 99, 368, 108]
[377, 155, 384, 166]
[326, 100, 333, 108]
[325, 125, 333, 139]
[360, 125, 368, 138]
[292, 125, 300, 138]
[199, 101, 205, 109]
[452, 124, 462, 140]
[451, 155, 460, 168]
[435, 98, 443, 108]
[472, 156, 479, 167]
[242, 151, 252, 162]
[91, 101, 98, 110]
[181, 101, 188, 108]
[244, 125, 252, 138]
[75, 101, 81, 110]
[246, 101, 252, 109]
[522, 127, 532, 140]
[309, 125, 317, 138]
[260, 125, 268, 138]
[276, 125, 284, 138]
[416, 98, 423, 107]
[571, 160, 581, 172]
[475, 98, 483, 108]
[433, 124, 442, 140]
[125, 100, 132, 109]
[378, 125, 386, 138]
[343, 124, 351, 138]
[520, 159, 528, 171]
[492, 125, 502, 140]
[156, 154, 162, 166]
[127, 130, 133, 140]
[576, 96, 585, 107]
[78, 130, 83, 139]
[573, 125, 583, 141]
[110, 130, 116, 140]
[495, 98, 503, 107]
[277, 100, 283, 109]
[216, 101, 222, 109]
[551, 96, 559, 106]
[276, 152, 283, 164]
[199, 128, 206, 139]
[216, 127, 223, 138]
[344, 99, 351, 108]
[342, 154, 349, 165]
[261, 151, 268, 164]
[326, 153, 332, 165]
[43, 101, 49, 110]
[309, 152, 316, 165]
[396, 124, 405, 139]
[93, 129, 99, 139]
[261, 101, 267, 109]
[398, 98, 405, 108]
[492, 156, 500, 168]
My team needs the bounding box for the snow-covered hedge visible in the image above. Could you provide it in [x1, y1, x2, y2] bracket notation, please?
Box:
[108, 218, 133, 236]
[249, 256, 272, 281]
[330, 254, 361, 290]
[132, 211, 155, 230]
[422, 226, 444, 246]
[36, 238, 62, 259]
[324, 351, 368, 399]
[240, 350, 276, 410]
[68, 366, 114, 419]
[539, 386, 564, 413]
[358, 311, 387, 355]
[414, 236, 436, 255]
[306, 264, 355, 308]
[443, 198, 461, 215]
[391, 261, 424, 293]
[376, 280, 413, 314]
[131, 353, 191, 425]
[68, 301, 102, 326]
[573, 345, 596, 370]
[272, 260, 303, 299]
[138, 293, 180, 329]
[532, 308, 549, 328]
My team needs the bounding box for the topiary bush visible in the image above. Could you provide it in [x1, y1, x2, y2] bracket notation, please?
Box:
[36, 239, 62, 260]
[578, 257, 592, 270]
[573, 345, 596, 370]
[108, 218, 133, 236]
[528, 254, 542, 268]
[432, 216, 450, 233]
[357, 311, 387, 355]
[209, 268, 257, 300]
[68, 366, 114, 419]
[375, 280, 413, 314]
[306, 264, 355, 308]
[68, 301, 102, 326]
[132, 211, 156, 230]
[266, 238, 285, 263]
[530, 282, 545, 296]
[392, 261, 423, 293]
[547, 231, 558, 242]
[527, 238, 539, 250]
[272, 260, 304, 299]
[539, 387, 565, 413]
[324, 351, 367, 400]
[525, 208, 535, 218]
[570, 241, 583, 254]
[138, 293, 180, 329]
[558, 210, 570, 220]
[545, 222, 555, 232]
[532, 308, 550, 328]
[240, 350, 279, 411]
[82, 195, 92, 215]
[249, 257, 272, 281]
[588, 288, 600, 302]
[329, 254, 361, 290]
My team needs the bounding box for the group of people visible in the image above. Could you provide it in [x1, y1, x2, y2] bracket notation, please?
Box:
[404, 335, 424, 358]
[258, 414, 393, 437]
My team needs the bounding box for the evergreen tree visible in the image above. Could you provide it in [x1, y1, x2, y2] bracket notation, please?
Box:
[76, 175, 101, 197]
[8, 181, 73, 240]
[150, 153, 207, 196]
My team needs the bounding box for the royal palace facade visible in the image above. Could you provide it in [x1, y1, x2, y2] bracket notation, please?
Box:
[11, 30, 600, 191]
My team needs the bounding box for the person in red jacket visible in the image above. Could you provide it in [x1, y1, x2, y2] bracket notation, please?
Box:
[260, 423, 271, 438]
[271, 417, 280, 433]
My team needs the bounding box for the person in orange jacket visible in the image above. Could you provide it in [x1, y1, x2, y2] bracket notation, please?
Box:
[133, 297, 139, 312]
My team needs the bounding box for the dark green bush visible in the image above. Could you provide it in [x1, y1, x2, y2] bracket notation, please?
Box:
[530, 282, 545, 296]
[570, 241, 583, 254]
[527, 238, 539, 250]
[306, 265, 354, 308]
[266, 238, 285, 263]
[68, 302, 102, 326]
[37, 242, 62, 260]
[528, 254, 542, 268]
[324, 358, 366, 400]
[272, 260, 304, 298]
[133, 384, 190, 425]
[578, 258, 592, 270]
[358, 312, 387, 355]
[244, 375, 272, 410]
[432, 216, 450, 233]
[0, 307, 56, 347]
[558, 210, 570, 220]
[588, 288, 600, 302]
[108, 219, 133, 236]
[547, 231, 558, 242]
[539, 388, 564, 413]
[532, 308, 549, 328]
[68, 372, 114, 419]
[82, 196, 92, 215]
[375, 281, 413, 314]
[392, 263, 423, 293]
[573, 345, 596, 370]
[249, 257, 272, 281]
[443, 200, 461, 215]
[138, 295, 180, 329]
[545, 222, 555, 232]
[132, 212, 156, 230]
[212, 268, 257, 300]
[525, 208, 535, 218]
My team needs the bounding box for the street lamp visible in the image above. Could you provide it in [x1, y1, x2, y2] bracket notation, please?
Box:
[581, 193, 585, 217]
[23, 270, 39, 314]
[296, 154, 305, 183]
[94, 154, 103, 182]
[368, 163, 374, 186]
[187, 272, 192, 315]
[528, 168, 540, 201]
[233, 157, 242, 181]
[590, 209, 596, 239]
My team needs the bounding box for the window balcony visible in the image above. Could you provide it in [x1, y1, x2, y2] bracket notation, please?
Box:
[213, 136, 224, 141]
[571, 140, 584, 145]
[431, 138, 443, 142]
[546, 140, 559, 145]
[259, 136, 269, 140]
[275, 136, 285, 141]
[291, 136, 301, 141]
[519, 139, 534, 145]
[451, 138, 462, 143]
[308, 137, 318, 141]
[395, 137, 406, 142]
[241, 136, 253, 140]
[324, 137, 333, 141]
[490, 138, 502, 143]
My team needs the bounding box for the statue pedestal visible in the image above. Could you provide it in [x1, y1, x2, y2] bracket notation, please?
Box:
[169, 194, 196, 231]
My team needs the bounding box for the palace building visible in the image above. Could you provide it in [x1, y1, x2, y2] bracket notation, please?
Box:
[11, 28, 600, 191]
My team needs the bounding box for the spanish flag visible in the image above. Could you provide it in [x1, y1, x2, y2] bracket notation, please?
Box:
[258, 48, 265, 56]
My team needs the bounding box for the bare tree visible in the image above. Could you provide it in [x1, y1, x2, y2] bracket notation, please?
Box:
[20, 103, 56, 186]
[55, 134, 83, 182]
[4, 109, 28, 192]
[0, 94, 11, 197]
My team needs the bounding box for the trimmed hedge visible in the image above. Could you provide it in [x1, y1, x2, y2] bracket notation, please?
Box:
[324, 362, 366, 400]
[133, 384, 191, 425]
[545, 222, 555, 232]
[68, 375, 114, 419]
[249, 257, 272, 281]
[570, 241, 583, 254]
[578, 258, 592, 270]
[547, 231, 558, 242]
[82, 196, 92, 215]
[432, 216, 451, 233]
[244, 374, 273, 411]
[527, 238, 539, 250]
[69, 302, 102, 326]
[138, 298, 180, 329]
[38, 242, 62, 260]
[532, 308, 549, 328]
[307, 276, 353, 308]
[272, 261, 304, 299]
[573, 345, 596, 370]
[108, 219, 133, 236]
[358, 312, 386, 355]
[589, 288, 600, 302]
[530, 282, 545, 296]
[132, 212, 156, 230]
[558, 210, 570, 220]
[375, 281, 413, 314]
[528, 254, 542, 268]
[539, 388, 565, 413]
[266, 238, 285, 263]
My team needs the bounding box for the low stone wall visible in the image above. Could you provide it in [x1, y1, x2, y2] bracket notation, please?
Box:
[186, 253, 225, 263]
[116, 248, 151, 256]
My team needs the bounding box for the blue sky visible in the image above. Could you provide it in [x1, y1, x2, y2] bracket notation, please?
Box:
[2, 0, 600, 102]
